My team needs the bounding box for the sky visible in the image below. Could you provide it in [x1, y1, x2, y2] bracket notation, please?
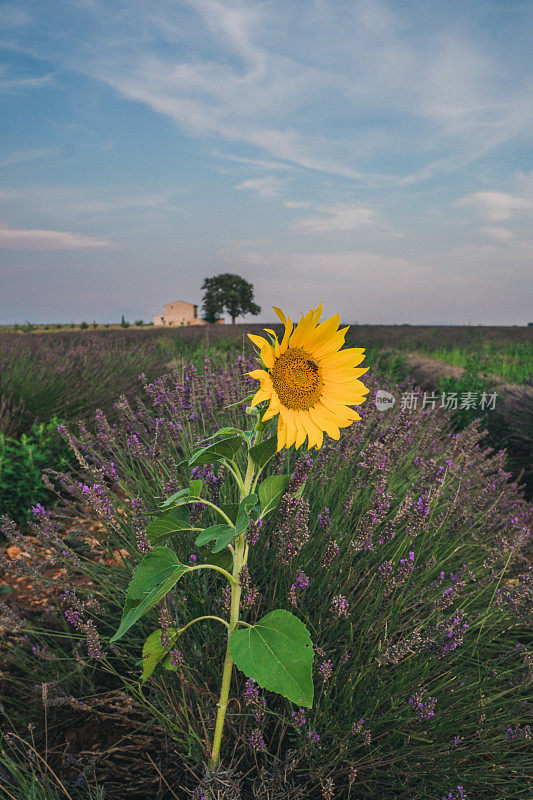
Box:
[1, 0, 532, 325]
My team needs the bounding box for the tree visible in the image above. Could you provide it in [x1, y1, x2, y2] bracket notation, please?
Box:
[201, 273, 261, 325]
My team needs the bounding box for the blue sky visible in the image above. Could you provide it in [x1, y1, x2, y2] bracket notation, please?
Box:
[1, 0, 532, 324]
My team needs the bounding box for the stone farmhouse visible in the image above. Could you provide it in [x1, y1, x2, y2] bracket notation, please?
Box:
[153, 300, 224, 327]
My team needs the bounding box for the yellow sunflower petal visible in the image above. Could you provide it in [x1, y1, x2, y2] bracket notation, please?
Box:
[320, 348, 366, 368]
[262, 389, 280, 421]
[247, 336, 275, 369]
[250, 388, 271, 409]
[279, 317, 294, 355]
[319, 398, 360, 420]
[247, 369, 271, 383]
[283, 409, 298, 449]
[326, 367, 369, 383]
[299, 412, 321, 449]
[309, 403, 353, 433]
[289, 307, 319, 348]
[294, 411, 307, 449]
[309, 406, 341, 439]
[272, 306, 286, 325]
[324, 378, 368, 395]
[262, 329, 281, 357]
[315, 397, 360, 422]
[248, 333, 269, 350]
[301, 313, 341, 353]
[276, 418, 287, 451]
[312, 327, 349, 360]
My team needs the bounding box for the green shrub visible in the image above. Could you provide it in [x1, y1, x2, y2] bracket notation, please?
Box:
[0, 417, 73, 524]
[120, 315, 130, 328]
[134, 319, 144, 327]
[79, 321, 89, 330]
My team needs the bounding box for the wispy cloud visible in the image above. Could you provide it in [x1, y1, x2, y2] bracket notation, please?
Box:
[210, 150, 295, 171]
[0, 149, 58, 168]
[456, 191, 533, 221]
[0, 73, 55, 92]
[0, 185, 182, 219]
[292, 203, 379, 233]
[14, 0, 530, 186]
[479, 226, 513, 242]
[235, 175, 284, 198]
[0, 225, 112, 249]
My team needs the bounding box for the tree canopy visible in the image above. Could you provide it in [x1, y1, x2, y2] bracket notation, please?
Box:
[201, 274, 261, 324]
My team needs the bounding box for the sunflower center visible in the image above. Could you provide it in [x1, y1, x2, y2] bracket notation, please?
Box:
[271, 347, 323, 410]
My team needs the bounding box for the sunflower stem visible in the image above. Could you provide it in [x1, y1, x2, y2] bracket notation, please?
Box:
[210, 437, 257, 769]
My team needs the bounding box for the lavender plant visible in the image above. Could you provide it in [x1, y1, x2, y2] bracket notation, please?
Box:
[1, 331, 531, 798]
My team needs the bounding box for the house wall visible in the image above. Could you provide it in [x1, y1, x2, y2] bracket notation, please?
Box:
[153, 301, 207, 326]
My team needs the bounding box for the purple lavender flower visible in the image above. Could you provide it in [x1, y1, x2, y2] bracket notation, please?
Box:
[292, 708, 306, 727]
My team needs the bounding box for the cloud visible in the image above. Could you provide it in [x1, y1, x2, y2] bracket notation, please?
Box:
[210, 150, 295, 171]
[0, 225, 112, 249]
[0, 185, 182, 219]
[292, 204, 378, 233]
[0, 149, 58, 168]
[0, 5, 32, 28]
[284, 200, 313, 209]
[235, 175, 284, 198]
[456, 191, 533, 221]
[0, 73, 55, 92]
[479, 226, 513, 242]
[16, 0, 529, 186]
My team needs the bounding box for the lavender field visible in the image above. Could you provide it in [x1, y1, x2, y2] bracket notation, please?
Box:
[0, 328, 531, 799]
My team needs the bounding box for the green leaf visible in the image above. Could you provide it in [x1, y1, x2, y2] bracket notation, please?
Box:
[202, 549, 233, 572]
[165, 505, 191, 523]
[258, 475, 290, 518]
[189, 479, 203, 498]
[141, 627, 178, 683]
[195, 523, 234, 548]
[111, 547, 190, 642]
[198, 427, 251, 443]
[161, 651, 181, 673]
[188, 435, 245, 467]
[212, 528, 238, 553]
[146, 510, 194, 544]
[229, 610, 314, 707]
[248, 437, 277, 470]
[161, 487, 190, 509]
[235, 493, 258, 536]
[224, 393, 255, 409]
[220, 503, 239, 524]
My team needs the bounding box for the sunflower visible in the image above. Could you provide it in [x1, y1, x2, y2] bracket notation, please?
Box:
[247, 304, 369, 450]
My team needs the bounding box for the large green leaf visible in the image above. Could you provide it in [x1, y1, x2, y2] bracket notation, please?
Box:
[220, 503, 239, 524]
[188, 435, 245, 467]
[229, 610, 314, 707]
[235, 493, 259, 536]
[146, 509, 195, 544]
[248, 437, 277, 470]
[257, 475, 290, 518]
[195, 523, 235, 552]
[141, 627, 179, 683]
[111, 547, 190, 642]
